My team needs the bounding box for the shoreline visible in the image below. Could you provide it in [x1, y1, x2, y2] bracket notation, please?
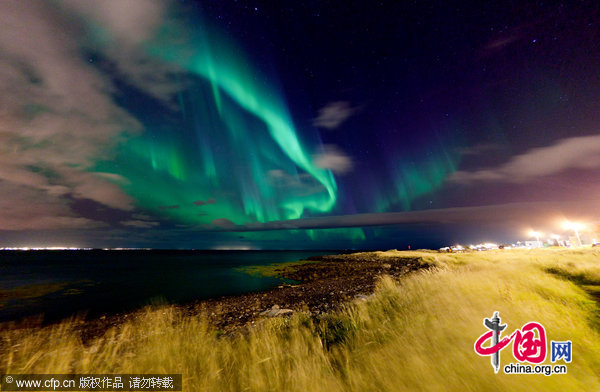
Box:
[1, 251, 431, 340]
[196, 252, 431, 332]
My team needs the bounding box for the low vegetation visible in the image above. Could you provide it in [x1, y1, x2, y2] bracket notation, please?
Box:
[1, 248, 599, 391]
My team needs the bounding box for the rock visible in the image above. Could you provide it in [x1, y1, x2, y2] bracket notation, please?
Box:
[259, 304, 293, 317]
[382, 263, 391, 269]
[277, 309, 293, 316]
[355, 294, 369, 301]
[259, 308, 273, 317]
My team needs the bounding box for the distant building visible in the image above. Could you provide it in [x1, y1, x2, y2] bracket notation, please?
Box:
[523, 240, 543, 248]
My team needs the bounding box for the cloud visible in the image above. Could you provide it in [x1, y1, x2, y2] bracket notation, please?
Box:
[94, 172, 131, 185]
[483, 35, 519, 52]
[0, 1, 192, 231]
[132, 213, 153, 220]
[0, 182, 102, 231]
[198, 200, 600, 232]
[193, 199, 216, 206]
[120, 220, 160, 228]
[61, 0, 183, 104]
[449, 135, 600, 183]
[211, 218, 237, 229]
[313, 101, 356, 129]
[62, 0, 165, 46]
[313, 145, 353, 174]
[68, 170, 135, 211]
[267, 170, 325, 197]
[0, 1, 146, 229]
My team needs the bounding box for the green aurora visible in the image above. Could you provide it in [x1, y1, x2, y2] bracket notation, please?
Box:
[91, 16, 458, 243]
[96, 20, 337, 227]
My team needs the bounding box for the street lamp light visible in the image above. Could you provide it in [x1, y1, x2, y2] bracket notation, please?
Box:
[563, 221, 585, 247]
[529, 230, 542, 247]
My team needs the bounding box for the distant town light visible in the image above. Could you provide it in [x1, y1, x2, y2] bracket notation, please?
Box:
[562, 221, 586, 231]
[563, 221, 585, 247]
[528, 230, 542, 238]
[528, 230, 542, 247]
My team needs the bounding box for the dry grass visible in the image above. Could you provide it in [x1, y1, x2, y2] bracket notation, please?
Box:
[1, 248, 599, 391]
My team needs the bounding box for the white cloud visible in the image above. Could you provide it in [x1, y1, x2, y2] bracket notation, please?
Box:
[69, 170, 135, 211]
[313, 101, 356, 129]
[62, 0, 165, 46]
[313, 145, 353, 174]
[267, 170, 325, 197]
[449, 135, 600, 183]
[0, 1, 144, 229]
[62, 0, 184, 104]
[0, 182, 102, 231]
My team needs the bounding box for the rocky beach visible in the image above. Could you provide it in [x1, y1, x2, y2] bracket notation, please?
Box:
[3, 251, 431, 342]
[198, 252, 431, 331]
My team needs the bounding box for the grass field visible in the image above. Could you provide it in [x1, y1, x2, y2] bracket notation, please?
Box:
[1, 248, 599, 391]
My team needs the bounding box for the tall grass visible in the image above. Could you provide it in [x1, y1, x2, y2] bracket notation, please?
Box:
[1, 249, 599, 391]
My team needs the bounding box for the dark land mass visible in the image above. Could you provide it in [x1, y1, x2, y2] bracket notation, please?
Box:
[1, 252, 431, 342]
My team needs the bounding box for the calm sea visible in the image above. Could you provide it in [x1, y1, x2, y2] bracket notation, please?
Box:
[0, 250, 337, 322]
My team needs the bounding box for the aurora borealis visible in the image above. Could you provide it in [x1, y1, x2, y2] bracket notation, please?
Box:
[97, 18, 338, 227]
[89, 4, 457, 237]
[2, 0, 600, 249]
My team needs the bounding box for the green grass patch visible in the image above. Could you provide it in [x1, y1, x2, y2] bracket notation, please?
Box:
[236, 259, 320, 278]
[0, 283, 69, 309]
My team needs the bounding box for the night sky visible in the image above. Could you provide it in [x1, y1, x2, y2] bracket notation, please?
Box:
[2, 0, 600, 249]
